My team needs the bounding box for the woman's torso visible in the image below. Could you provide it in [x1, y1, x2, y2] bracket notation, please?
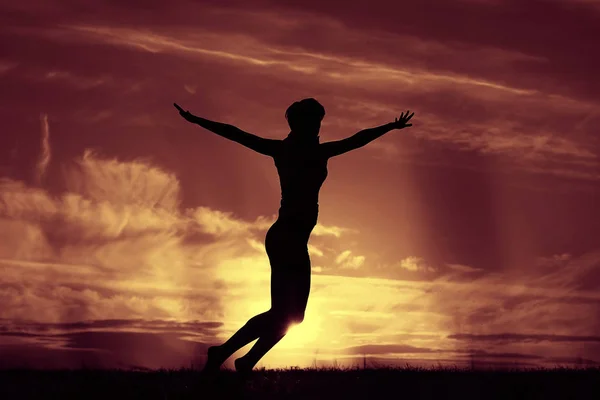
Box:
[272, 138, 328, 228]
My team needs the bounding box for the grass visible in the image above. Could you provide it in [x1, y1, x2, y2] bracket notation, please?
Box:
[1, 366, 599, 399]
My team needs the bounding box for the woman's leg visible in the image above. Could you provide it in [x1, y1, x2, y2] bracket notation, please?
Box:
[203, 310, 276, 372]
[233, 314, 291, 372]
[235, 244, 312, 372]
[203, 222, 283, 372]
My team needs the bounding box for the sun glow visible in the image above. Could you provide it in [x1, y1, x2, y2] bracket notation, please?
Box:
[278, 313, 323, 349]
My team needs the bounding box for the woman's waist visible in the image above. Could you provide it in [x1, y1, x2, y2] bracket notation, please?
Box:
[279, 202, 319, 214]
[277, 203, 319, 225]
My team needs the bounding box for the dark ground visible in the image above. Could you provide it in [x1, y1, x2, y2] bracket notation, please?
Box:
[0, 367, 599, 399]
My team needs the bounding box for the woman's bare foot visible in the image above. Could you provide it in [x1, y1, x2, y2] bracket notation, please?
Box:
[202, 345, 226, 373]
[234, 356, 253, 376]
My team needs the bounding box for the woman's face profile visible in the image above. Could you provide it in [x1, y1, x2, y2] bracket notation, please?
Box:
[294, 116, 321, 137]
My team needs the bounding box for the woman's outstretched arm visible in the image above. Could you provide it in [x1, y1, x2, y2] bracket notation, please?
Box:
[321, 110, 414, 158]
[174, 103, 279, 156]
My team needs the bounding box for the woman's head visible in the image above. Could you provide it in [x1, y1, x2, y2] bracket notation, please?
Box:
[285, 98, 325, 137]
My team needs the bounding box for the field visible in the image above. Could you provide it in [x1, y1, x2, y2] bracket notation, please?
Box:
[1, 366, 599, 399]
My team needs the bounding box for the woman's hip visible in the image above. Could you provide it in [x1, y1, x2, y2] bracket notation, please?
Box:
[265, 220, 313, 246]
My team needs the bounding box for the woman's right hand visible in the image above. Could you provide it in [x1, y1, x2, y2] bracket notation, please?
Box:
[174, 103, 196, 123]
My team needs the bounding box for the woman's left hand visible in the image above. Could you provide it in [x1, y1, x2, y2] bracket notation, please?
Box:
[390, 110, 414, 130]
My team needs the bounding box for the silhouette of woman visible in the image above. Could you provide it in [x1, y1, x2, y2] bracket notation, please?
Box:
[174, 99, 414, 373]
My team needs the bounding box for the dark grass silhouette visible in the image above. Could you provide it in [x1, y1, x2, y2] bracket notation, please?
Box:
[1, 366, 599, 400]
[174, 99, 414, 373]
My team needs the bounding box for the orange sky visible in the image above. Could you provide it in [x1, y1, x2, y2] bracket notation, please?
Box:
[1, 0, 600, 370]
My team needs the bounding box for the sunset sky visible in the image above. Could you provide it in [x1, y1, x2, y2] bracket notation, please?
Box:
[1, 0, 600, 370]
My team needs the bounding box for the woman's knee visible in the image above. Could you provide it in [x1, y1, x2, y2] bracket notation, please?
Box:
[284, 308, 305, 325]
[289, 311, 305, 324]
[270, 308, 305, 326]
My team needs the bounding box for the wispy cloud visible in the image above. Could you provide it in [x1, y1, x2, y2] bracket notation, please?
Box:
[335, 250, 365, 269]
[398, 256, 436, 273]
[60, 24, 541, 96]
[35, 114, 51, 185]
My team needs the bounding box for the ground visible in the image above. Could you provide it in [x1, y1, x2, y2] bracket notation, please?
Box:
[1, 367, 598, 399]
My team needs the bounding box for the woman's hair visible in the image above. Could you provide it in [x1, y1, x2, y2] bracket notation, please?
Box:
[285, 98, 325, 131]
